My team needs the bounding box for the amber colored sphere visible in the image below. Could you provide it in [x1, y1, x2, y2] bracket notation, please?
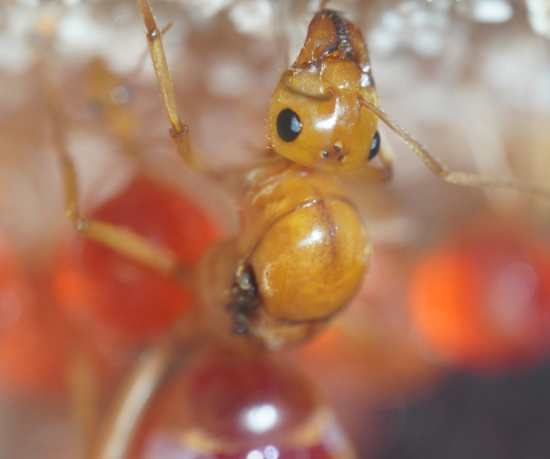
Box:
[409, 216, 550, 372]
[132, 346, 356, 459]
[54, 177, 221, 347]
[0, 232, 68, 395]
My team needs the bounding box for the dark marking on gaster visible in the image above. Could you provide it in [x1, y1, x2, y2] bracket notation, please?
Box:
[226, 267, 259, 334]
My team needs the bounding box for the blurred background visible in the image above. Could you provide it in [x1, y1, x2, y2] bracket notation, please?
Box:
[0, 0, 550, 458]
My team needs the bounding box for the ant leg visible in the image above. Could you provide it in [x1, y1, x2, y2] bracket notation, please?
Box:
[42, 81, 188, 281]
[93, 334, 175, 459]
[361, 100, 550, 198]
[95, 338, 175, 459]
[128, 22, 173, 79]
[138, 0, 209, 174]
[86, 58, 142, 160]
[67, 346, 99, 454]
[92, 315, 206, 459]
[376, 143, 393, 180]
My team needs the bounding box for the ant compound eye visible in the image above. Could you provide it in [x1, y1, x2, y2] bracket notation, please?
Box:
[368, 131, 381, 160]
[277, 108, 302, 142]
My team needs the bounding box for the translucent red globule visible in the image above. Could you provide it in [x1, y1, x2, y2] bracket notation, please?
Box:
[132, 346, 356, 459]
[409, 216, 550, 372]
[54, 177, 222, 346]
[0, 230, 69, 395]
[212, 445, 334, 459]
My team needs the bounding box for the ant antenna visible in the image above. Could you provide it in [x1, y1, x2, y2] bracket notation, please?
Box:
[359, 99, 550, 199]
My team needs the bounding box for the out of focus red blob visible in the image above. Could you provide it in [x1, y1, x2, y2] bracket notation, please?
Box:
[0, 231, 69, 395]
[54, 177, 222, 347]
[293, 244, 441, 398]
[409, 215, 550, 372]
[0, 297, 69, 396]
[131, 346, 356, 459]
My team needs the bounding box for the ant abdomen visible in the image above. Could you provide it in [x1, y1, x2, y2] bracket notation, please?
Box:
[231, 160, 371, 348]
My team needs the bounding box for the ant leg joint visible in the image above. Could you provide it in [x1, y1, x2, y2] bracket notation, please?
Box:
[170, 124, 189, 139]
[64, 207, 88, 232]
[74, 216, 89, 233]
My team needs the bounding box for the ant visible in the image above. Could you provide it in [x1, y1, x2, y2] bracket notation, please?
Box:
[47, 0, 550, 350]
[41, 1, 550, 457]
[135, 0, 550, 346]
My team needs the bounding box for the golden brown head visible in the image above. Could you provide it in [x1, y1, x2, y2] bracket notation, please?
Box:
[267, 10, 381, 172]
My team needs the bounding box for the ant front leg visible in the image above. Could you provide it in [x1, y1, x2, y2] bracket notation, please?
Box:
[139, 0, 209, 175]
[42, 77, 187, 281]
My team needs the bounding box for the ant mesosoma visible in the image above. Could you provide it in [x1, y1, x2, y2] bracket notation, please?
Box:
[43, 2, 550, 457]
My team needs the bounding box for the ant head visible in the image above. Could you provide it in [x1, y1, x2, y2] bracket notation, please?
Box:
[267, 9, 381, 173]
